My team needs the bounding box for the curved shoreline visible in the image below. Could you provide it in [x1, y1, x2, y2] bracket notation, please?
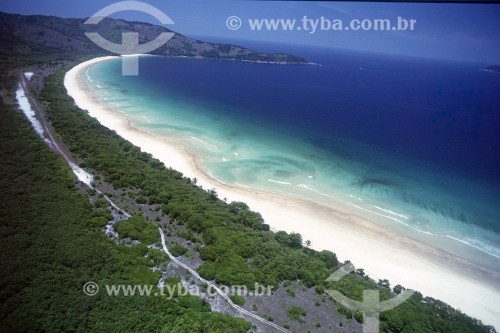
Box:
[64, 56, 500, 329]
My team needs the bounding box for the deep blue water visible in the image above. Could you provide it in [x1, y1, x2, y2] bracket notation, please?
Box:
[88, 45, 500, 261]
[148, 48, 500, 182]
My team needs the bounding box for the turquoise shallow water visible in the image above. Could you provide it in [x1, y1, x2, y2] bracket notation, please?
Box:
[85, 50, 500, 268]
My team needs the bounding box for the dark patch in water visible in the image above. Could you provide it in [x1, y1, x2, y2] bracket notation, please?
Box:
[226, 131, 242, 139]
[274, 170, 292, 179]
[352, 177, 394, 188]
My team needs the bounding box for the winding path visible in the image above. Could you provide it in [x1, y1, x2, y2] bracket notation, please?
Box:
[159, 228, 290, 333]
[18, 73, 287, 332]
[19, 73, 130, 218]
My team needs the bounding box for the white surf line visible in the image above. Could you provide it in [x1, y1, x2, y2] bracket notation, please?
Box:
[371, 205, 408, 219]
[267, 179, 292, 185]
[18, 75, 130, 218]
[159, 228, 290, 333]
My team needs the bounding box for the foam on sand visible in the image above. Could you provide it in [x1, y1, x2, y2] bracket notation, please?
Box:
[17, 75, 95, 189]
[64, 57, 500, 329]
[16, 82, 51, 146]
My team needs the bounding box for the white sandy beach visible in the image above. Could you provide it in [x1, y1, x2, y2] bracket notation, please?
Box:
[65, 56, 500, 329]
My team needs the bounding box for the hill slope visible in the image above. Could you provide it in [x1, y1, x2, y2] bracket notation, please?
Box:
[0, 11, 306, 64]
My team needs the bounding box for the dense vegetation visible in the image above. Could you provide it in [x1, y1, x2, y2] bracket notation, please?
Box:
[27, 67, 495, 332]
[0, 100, 250, 332]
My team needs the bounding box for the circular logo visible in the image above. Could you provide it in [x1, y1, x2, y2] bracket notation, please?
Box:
[226, 16, 242, 30]
[83, 281, 99, 296]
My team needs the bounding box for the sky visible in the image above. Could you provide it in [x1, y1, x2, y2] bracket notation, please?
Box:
[1, 0, 499, 63]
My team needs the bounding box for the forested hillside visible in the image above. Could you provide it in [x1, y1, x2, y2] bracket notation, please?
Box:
[0, 99, 252, 332]
[0, 11, 306, 67]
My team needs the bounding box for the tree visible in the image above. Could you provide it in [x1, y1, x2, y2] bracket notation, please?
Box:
[207, 188, 218, 200]
[229, 201, 250, 214]
[275, 231, 303, 249]
[287, 306, 306, 323]
[378, 279, 390, 289]
[318, 250, 338, 269]
[288, 232, 303, 249]
[393, 284, 405, 295]
[275, 231, 289, 245]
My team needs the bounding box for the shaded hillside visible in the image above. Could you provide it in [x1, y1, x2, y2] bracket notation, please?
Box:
[0, 11, 307, 65]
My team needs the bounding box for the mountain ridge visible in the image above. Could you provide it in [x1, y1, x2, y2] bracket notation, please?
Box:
[0, 11, 307, 64]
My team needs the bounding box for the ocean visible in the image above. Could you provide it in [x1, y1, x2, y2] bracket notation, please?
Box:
[85, 43, 500, 268]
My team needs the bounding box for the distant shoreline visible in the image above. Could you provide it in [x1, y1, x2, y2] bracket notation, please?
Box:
[64, 56, 500, 329]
